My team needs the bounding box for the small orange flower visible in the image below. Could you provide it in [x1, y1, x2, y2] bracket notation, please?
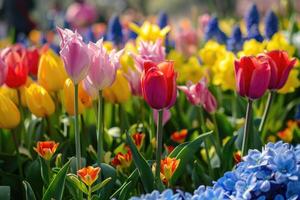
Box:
[171, 129, 188, 143]
[233, 151, 242, 164]
[277, 120, 297, 142]
[34, 141, 59, 160]
[160, 157, 180, 183]
[111, 150, 132, 170]
[132, 133, 145, 150]
[77, 166, 101, 186]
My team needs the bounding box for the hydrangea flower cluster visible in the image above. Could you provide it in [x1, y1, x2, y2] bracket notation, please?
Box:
[130, 141, 300, 200]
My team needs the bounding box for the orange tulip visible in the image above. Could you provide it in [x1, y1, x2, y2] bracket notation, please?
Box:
[77, 166, 101, 186]
[34, 141, 59, 160]
[160, 157, 180, 183]
[170, 129, 188, 143]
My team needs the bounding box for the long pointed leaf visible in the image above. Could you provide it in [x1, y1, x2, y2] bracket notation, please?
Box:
[23, 181, 36, 200]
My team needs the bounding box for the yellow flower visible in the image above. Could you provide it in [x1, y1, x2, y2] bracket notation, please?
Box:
[120, 42, 137, 73]
[103, 70, 131, 104]
[129, 21, 170, 42]
[237, 39, 266, 57]
[167, 50, 185, 73]
[278, 67, 300, 94]
[178, 56, 207, 83]
[0, 86, 18, 105]
[38, 49, 68, 92]
[266, 32, 295, 56]
[198, 40, 227, 66]
[160, 157, 180, 183]
[212, 51, 236, 91]
[19, 77, 34, 107]
[103, 41, 114, 52]
[0, 93, 20, 129]
[62, 79, 92, 115]
[28, 29, 41, 45]
[25, 83, 55, 117]
[277, 120, 298, 143]
[219, 19, 235, 36]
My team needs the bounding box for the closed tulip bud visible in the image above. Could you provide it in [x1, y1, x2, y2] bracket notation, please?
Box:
[265, 50, 296, 90]
[0, 93, 20, 129]
[111, 150, 132, 171]
[38, 49, 68, 92]
[0, 59, 7, 86]
[25, 83, 55, 117]
[141, 61, 177, 110]
[103, 70, 131, 104]
[85, 39, 123, 91]
[63, 78, 92, 115]
[234, 56, 271, 100]
[0, 85, 18, 105]
[77, 166, 101, 186]
[34, 141, 59, 160]
[57, 27, 91, 84]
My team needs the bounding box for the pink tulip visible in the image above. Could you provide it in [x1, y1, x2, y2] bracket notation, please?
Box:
[0, 59, 7, 86]
[264, 50, 296, 90]
[124, 68, 142, 96]
[57, 27, 91, 84]
[153, 109, 171, 126]
[178, 78, 217, 113]
[84, 39, 123, 91]
[82, 79, 98, 100]
[234, 56, 271, 99]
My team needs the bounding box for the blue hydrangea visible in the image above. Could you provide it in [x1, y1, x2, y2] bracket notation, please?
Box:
[264, 10, 279, 40]
[227, 25, 244, 52]
[106, 15, 123, 45]
[204, 17, 227, 44]
[131, 141, 300, 200]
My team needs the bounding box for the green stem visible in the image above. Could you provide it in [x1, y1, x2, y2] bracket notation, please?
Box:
[155, 110, 164, 185]
[198, 106, 206, 133]
[211, 113, 221, 146]
[259, 91, 275, 135]
[232, 92, 238, 124]
[242, 99, 253, 156]
[74, 84, 81, 170]
[12, 129, 23, 179]
[97, 91, 104, 164]
[87, 186, 92, 200]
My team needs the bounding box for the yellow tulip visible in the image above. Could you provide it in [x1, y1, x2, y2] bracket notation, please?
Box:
[25, 83, 55, 117]
[0, 93, 20, 129]
[103, 70, 131, 104]
[38, 49, 68, 92]
[129, 21, 170, 42]
[266, 32, 296, 56]
[212, 51, 236, 91]
[0, 86, 18, 105]
[120, 42, 137, 73]
[237, 39, 266, 57]
[62, 79, 93, 115]
[198, 40, 227, 66]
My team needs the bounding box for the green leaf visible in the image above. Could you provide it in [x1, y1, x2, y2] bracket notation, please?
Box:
[66, 174, 88, 194]
[118, 181, 133, 200]
[168, 142, 189, 157]
[23, 181, 36, 200]
[0, 186, 10, 200]
[125, 131, 154, 193]
[91, 177, 111, 193]
[38, 157, 49, 186]
[98, 163, 116, 200]
[42, 157, 73, 200]
[170, 131, 213, 185]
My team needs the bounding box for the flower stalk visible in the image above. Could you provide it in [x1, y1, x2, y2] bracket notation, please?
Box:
[155, 109, 164, 184]
[74, 84, 82, 170]
[242, 99, 253, 156]
[97, 90, 104, 164]
[259, 91, 275, 134]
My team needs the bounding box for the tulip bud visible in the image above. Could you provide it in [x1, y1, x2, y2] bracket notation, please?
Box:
[234, 56, 271, 99]
[160, 157, 180, 183]
[0, 93, 20, 129]
[111, 150, 132, 171]
[132, 133, 145, 150]
[141, 61, 177, 110]
[77, 166, 101, 186]
[38, 49, 68, 92]
[25, 83, 55, 117]
[57, 27, 91, 84]
[34, 141, 59, 160]
[170, 129, 188, 143]
[25, 47, 40, 76]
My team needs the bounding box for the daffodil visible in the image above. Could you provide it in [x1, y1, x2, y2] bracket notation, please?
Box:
[198, 40, 227, 66]
[178, 56, 208, 83]
[266, 32, 296, 56]
[237, 39, 266, 57]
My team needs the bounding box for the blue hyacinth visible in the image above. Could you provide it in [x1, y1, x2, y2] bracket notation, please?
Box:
[265, 10, 279, 39]
[204, 17, 228, 44]
[245, 4, 259, 32]
[227, 25, 244, 52]
[106, 15, 123, 45]
[157, 11, 168, 28]
[131, 141, 300, 200]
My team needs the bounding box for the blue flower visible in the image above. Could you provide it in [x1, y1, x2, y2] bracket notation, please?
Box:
[294, 104, 300, 121]
[264, 10, 278, 40]
[226, 25, 244, 52]
[204, 17, 227, 44]
[157, 11, 168, 28]
[106, 15, 123, 45]
[245, 4, 259, 32]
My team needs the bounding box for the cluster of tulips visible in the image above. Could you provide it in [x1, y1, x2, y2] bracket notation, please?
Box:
[0, 3, 299, 200]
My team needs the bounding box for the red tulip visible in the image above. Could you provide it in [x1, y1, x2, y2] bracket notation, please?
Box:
[265, 50, 296, 90]
[3, 50, 28, 88]
[234, 56, 271, 99]
[25, 47, 40, 76]
[141, 61, 177, 110]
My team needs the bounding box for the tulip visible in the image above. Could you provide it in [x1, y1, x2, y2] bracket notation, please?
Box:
[77, 166, 101, 186]
[0, 59, 7, 86]
[141, 61, 177, 110]
[160, 157, 180, 184]
[0, 85, 18, 105]
[103, 70, 131, 104]
[25, 83, 55, 117]
[3, 50, 28, 88]
[84, 39, 123, 91]
[34, 141, 59, 160]
[234, 56, 271, 100]
[0, 93, 20, 129]
[25, 47, 40, 76]
[57, 27, 91, 84]
[124, 68, 142, 96]
[111, 150, 132, 171]
[265, 50, 296, 90]
[171, 129, 188, 143]
[132, 133, 145, 150]
[62, 78, 92, 115]
[178, 78, 217, 113]
[38, 49, 68, 92]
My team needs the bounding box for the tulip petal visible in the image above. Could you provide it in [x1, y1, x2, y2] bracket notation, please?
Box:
[248, 62, 270, 99]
